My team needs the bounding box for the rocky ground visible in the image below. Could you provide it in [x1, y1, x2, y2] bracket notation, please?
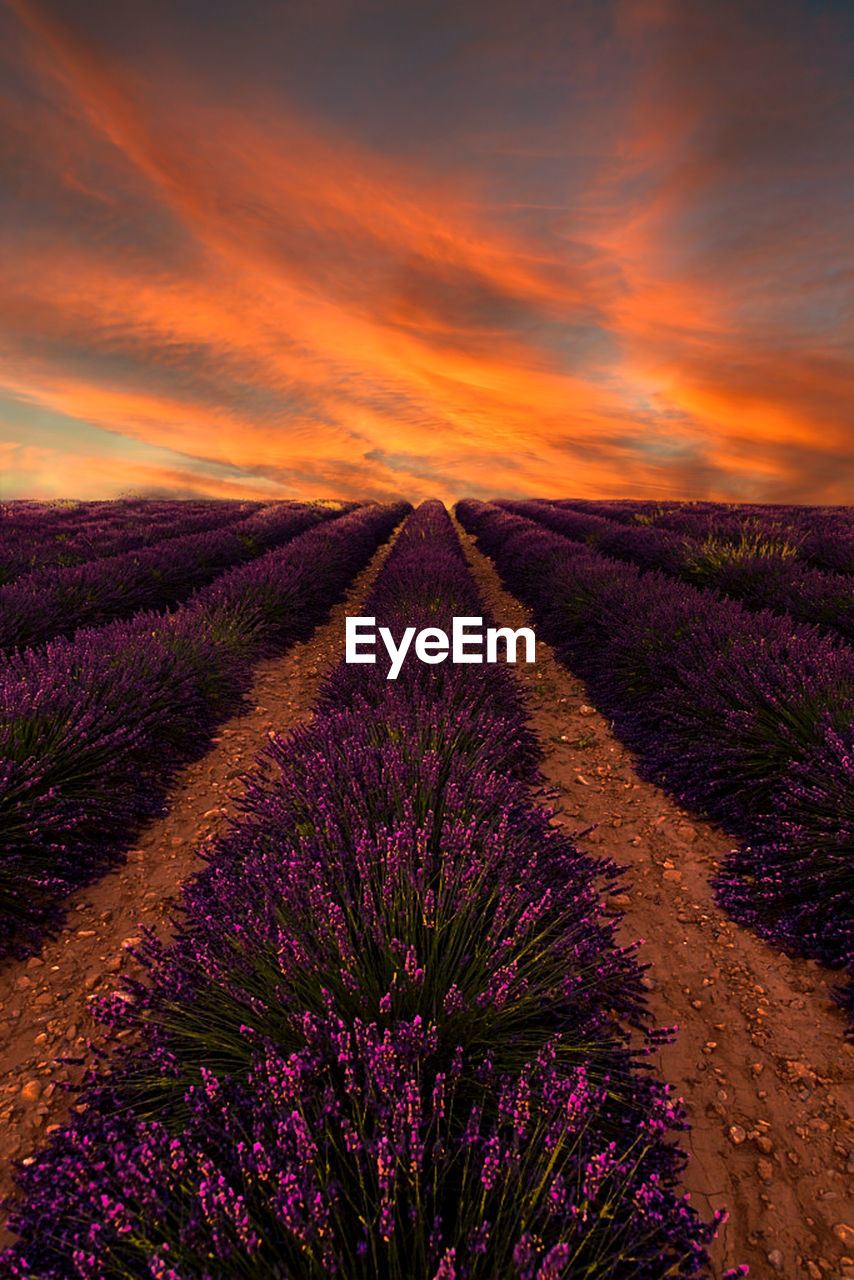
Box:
[457, 520, 854, 1280]
[0, 521, 852, 1280]
[0, 530, 400, 1250]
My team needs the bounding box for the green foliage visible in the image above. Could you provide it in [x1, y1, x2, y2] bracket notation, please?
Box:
[682, 529, 801, 584]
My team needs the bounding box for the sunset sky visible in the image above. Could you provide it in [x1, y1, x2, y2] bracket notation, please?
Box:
[1, 0, 852, 504]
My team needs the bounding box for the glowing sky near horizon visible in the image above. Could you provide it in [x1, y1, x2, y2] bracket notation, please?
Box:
[1, 0, 852, 504]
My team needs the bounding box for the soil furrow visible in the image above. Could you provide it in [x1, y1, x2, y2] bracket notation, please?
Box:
[0, 529, 400, 1244]
[3, 517, 852, 1278]
[456, 518, 854, 1280]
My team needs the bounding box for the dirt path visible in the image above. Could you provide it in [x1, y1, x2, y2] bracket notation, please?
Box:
[3, 517, 853, 1278]
[456, 520, 854, 1280]
[0, 531, 400, 1246]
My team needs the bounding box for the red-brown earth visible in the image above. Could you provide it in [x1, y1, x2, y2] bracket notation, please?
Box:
[0, 521, 851, 1280]
[457, 520, 854, 1280]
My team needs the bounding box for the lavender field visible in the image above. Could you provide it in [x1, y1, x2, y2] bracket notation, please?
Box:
[1, 498, 853, 1279]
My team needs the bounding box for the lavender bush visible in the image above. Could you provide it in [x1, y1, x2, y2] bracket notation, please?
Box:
[0, 502, 408, 959]
[500, 500, 854, 652]
[0, 500, 261, 585]
[0, 501, 732, 1278]
[2, 1019, 719, 1279]
[545, 498, 854, 576]
[715, 714, 854, 979]
[457, 500, 854, 1031]
[0, 503, 344, 653]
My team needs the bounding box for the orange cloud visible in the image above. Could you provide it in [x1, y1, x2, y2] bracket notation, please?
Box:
[0, 0, 852, 502]
[0, 442, 283, 502]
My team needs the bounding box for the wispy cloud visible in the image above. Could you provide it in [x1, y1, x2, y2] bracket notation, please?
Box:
[1, 0, 852, 500]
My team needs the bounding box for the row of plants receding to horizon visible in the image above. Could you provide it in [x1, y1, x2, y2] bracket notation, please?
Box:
[0, 501, 359, 653]
[553, 498, 854, 575]
[456, 499, 854, 1035]
[1, 501, 738, 1279]
[495, 499, 854, 650]
[0, 501, 408, 964]
[0, 499, 262, 585]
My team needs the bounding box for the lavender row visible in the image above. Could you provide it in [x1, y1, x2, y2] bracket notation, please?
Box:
[551, 498, 854, 576]
[503, 499, 854, 651]
[1, 500, 729, 1278]
[0, 498, 259, 563]
[457, 500, 854, 1031]
[0, 500, 263, 585]
[556, 498, 854, 535]
[0, 502, 407, 962]
[0, 501, 353, 653]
